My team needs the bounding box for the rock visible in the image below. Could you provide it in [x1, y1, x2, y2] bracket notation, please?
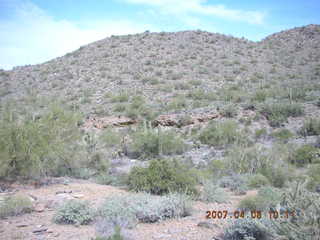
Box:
[83, 116, 137, 129]
[34, 203, 46, 212]
[72, 194, 84, 199]
[16, 224, 28, 228]
[153, 112, 220, 127]
[27, 194, 38, 201]
[32, 228, 48, 234]
[153, 234, 172, 239]
[48, 193, 75, 208]
[136, 211, 160, 223]
[55, 190, 72, 195]
[197, 221, 219, 229]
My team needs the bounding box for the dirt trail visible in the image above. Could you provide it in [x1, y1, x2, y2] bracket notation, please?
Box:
[0, 180, 255, 240]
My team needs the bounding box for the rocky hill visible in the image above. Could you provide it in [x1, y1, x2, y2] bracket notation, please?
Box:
[1, 24, 320, 240]
[1, 24, 319, 118]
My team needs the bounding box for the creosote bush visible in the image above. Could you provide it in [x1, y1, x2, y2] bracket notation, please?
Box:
[219, 104, 238, 118]
[254, 128, 268, 139]
[260, 102, 304, 127]
[95, 173, 128, 187]
[130, 128, 187, 159]
[198, 120, 242, 147]
[248, 174, 270, 188]
[125, 96, 155, 120]
[127, 158, 197, 195]
[306, 164, 320, 192]
[218, 174, 248, 195]
[289, 144, 319, 167]
[200, 181, 230, 203]
[299, 118, 320, 136]
[100, 128, 122, 148]
[271, 128, 294, 142]
[0, 194, 33, 218]
[238, 186, 281, 211]
[53, 200, 93, 225]
[110, 92, 129, 103]
[225, 145, 272, 175]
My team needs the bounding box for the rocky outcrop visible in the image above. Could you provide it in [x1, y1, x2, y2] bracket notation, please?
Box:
[83, 116, 138, 129]
[83, 112, 220, 129]
[152, 112, 220, 127]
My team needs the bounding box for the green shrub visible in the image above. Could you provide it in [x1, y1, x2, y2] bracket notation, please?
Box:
[94, 225, 125, 240]
[53, 200, 93, 225]
[100, 128, 122, 148]
[299, 118, 320, 136]
[110, 92, 129, 103]
[238, 196, 263, 211]
[174, 82, 191, 90]
[258, 186, 282, 208]
[223, 219, 273, 240]
[266, 168, 288, 188]
[269, 181, 320, 239]
[96, 193, 191, 229]
[225, 145, 273, 175]
[218, 174, 249, 195]
[220, 104, 238, 118]
[177, 115, 193, 127]
[0, 194, 33, 218]
[187, 89, 216, 101]
[96, 196, 137, 230]
[130, 129, 187, 159]
[251, 89, 268, 102]
[127, 159, 197, 195]
[271, 128, 294, 142]
[0, 104, 82, 179]
[95, 173, 128, 187]
[72, 168, 96, 180]
[254, 128, 268, 139]
[113, 103, 126, 112]
[205, 159, 227, 179]
[130, 193, 192, 222]
[260, 102, 304, 127]
[198, 120, 241, 147]
[289, 144, 318, 167]
[189, 80, 202, 86]
[124, 96, 155, 120]
[238, 187, 281, 212]
[248, 174, 270, 188]
[166, 95, 187, 110]
[306, 164, 320, 192]
[200, 181, 229, 203]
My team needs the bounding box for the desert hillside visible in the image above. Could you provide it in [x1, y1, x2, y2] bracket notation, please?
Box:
[0, 25, 320, 240]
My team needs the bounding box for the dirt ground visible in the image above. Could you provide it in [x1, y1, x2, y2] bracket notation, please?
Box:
[0, 180, 256, 240]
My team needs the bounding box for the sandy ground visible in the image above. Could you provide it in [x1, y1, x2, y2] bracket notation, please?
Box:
[0, 180, 255, 240]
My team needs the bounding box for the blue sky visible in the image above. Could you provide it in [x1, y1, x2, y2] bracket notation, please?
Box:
[1, 0, 319, 70]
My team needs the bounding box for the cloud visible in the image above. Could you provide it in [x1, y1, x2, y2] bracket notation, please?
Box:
[0, 1, 151, 70]
[124, 0, 265, 25]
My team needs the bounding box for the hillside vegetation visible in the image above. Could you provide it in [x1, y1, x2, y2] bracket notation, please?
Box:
[0, 24, 320, 240]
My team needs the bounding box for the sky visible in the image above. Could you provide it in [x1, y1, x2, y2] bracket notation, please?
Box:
[0, 0, 320, 70]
